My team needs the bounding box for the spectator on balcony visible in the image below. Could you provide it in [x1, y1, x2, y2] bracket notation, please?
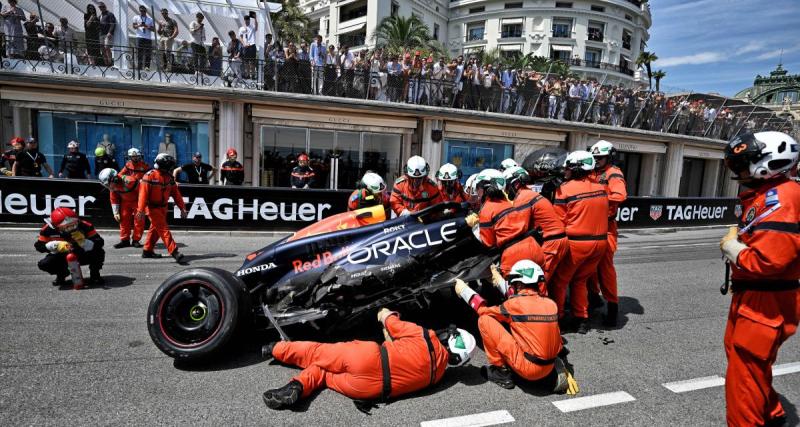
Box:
[239, 12, 257, 79]
[297, 42, 311, 94]
[451, 56, 464, 108]
[189, 12, 207, 77]
[500, 66, 514, 113]
[83, 5, 100, 66]
[156, 8, 178, 72]
[225, 30, 243, 85]
[1, 0, 25, 59]
[281, 41, 298, 92]
[54, 18, 75, 57]
[431, 57, 447, 106]
[23, 13, 41, 61]
[38, 22, 59, 62]
[368, 48, 384, 100]
[323, 45, 339, 95]
[208, 37, 222, 77]
[579, 80, 591, 121]
[340, 45, 355, 97]
[174, 40, 192, 74]
[132, 5, 154, 71]
[310, 35, 325, 94]
[386, 54, 402, 102]
[97, 2, 116, 67]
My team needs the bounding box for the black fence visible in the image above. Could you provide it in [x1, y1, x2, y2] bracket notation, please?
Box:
[0, 176, 739, 231]
[1, 35, 793, 139]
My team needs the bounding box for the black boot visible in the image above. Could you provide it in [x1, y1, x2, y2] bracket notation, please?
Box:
[113, 240, 131, 249]
[88, 270, 105, 287]
[588, 292, 605, 311]
[603, 303, 618, 328]
[172, 250, 185, 263]
[142, 250, 162, 259]
[484, 365, 515, 389]
[262, 380, 303, 410]
[52, 275, 68, 287]
[576, 318, 590, 335]
[131, 241, 143, 248]
[262, 342, 277, 360]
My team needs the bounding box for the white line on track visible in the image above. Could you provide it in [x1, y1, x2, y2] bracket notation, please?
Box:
[773, 361, 800, 377]
[551, 391, 636, 413]
[662, 375, 726, 393]
[420, 410, 515, 427]
[618, 242, 716, 250]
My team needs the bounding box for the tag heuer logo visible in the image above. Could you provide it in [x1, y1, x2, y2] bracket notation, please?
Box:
[734, 204, 742, 218]
[650, 205, 663, 221]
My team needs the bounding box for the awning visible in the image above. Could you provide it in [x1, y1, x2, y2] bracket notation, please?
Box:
[445, 122, 565, 143]
[591, 138, 666, 154]
[620, 54, 632, 62]
[502, 18, 524, 25]
[499, 44, 523, 51]
[551, 45, 573, 52]
[684, 146, 725, 160]
[338, 23, 367, 35]
[252, 105, 417, 133]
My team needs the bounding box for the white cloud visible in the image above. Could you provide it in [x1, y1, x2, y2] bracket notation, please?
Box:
[735, 41, 765, 55]
[755, 49, 785, 61]
[656, 52, 726, 67]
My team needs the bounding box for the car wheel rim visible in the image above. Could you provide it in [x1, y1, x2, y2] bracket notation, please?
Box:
[158, 280, 225, 348]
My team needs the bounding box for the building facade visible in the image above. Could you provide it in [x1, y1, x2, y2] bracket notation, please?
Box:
[734, 64, 800, 127]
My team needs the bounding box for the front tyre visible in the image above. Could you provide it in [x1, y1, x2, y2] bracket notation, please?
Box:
[147, 267, 250, 361]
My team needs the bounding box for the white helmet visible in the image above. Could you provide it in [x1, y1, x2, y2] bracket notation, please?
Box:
[590, 140, 615, 158]
[508, 260, 546, 287]
[473, 168, 506, 193]
[464, 173, 480, 196]
[436, 163, 460, 181]
[725, 131, 799, 181]
[500, 158, 518, 171]
[360, 172, 386, 195]
[127, 147, 142, 158]
[67, 140, 79, 149]
[405, 155, 429, 178]
[564, 150, 595, 173]
[440, 327, 476, 368]
[502, 165, 529, 185]
[98, 168, 118, 188]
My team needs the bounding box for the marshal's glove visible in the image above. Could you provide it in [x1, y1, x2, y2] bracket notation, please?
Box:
[377, 308, 398, 325]
[45, 241, 72, 254]
[490, 264, 504, 288]
[0, 167, 11, 176]
[720, 226, 746, 265]
[465, 213, 479, 228]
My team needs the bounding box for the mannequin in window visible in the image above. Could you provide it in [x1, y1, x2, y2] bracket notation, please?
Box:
[96, 133, 116, 158]
[158, 133, 177, 160]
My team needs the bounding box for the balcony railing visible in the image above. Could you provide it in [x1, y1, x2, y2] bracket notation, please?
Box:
[465, 32, 485, 42]
[587, 30, 604, 42]
[570, 58, 634, 76]
[551, 29, 572, 38]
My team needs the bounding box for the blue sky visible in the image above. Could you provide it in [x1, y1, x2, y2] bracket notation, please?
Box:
[647, 0, 800, 96]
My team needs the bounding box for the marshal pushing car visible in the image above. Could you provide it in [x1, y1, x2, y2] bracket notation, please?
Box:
[147, 202, 495, 361]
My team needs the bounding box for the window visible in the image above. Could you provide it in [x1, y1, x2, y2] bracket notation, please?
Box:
[501, 23, 523, 38]
[618, 54, 630, 71]
[617, 152, 641, 196]
[469, 6, 485, 13]
[552, 19, 572, 38]
[587, 21, 604, 42]
[466, 21, 485, 41]
[501, 49, 521, 60]
[339, 0, 368, 22]
[443, 140, 514, 184]
[622, 29, 632, 50]
[624, 14, 633, 21]
[391, 1, 399, 17]
[584, 48, 602, 67]
[679, 157, 706, 197]
[591, 5, 605, 12]
[550, 45, 571, 61]
[505, 2, 523, 8]
[555, 2, 572, 8]
[433, 23, 440, 40]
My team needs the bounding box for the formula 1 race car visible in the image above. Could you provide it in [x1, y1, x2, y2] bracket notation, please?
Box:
[147, 202, 495, 361]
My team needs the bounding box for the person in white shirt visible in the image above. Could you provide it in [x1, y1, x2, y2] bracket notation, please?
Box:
[340, 45, 355, 97]
[189, 13, 206, 75]
[131, 5, 154, 70]
[309, 35, 325, 95]
[238, 13, 258, 79]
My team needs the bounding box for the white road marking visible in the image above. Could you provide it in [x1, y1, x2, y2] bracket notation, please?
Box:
[420, 410, 514, 427]
[774, 361, 800, 377]
[662, 375, 725, 393]
[551, 391, 636, 413]
[619, 242, 716, 250]
[5, 254, 28, 257]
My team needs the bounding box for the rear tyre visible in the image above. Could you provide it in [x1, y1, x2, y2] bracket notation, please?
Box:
[147, 267, 250, 361]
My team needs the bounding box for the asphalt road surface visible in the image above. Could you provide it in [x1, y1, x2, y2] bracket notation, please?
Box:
[1, 227, 799, 426]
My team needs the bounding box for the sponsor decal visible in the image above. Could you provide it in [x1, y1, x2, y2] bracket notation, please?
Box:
[380, 263, 401, 272]
[0, 191, 96, 216]
[383, 224, 406, 234]
[734, 204, 742, 218]
[649, 205, 663, 221]
[347, 222, 459, 264]
[176, 196, 332, 222]
[765, 188, 779, 207]
[665, 205, 728, 221]
[292, 248, 350, 273]
[615, 206, 639, 223]
[236, 262, 277, 277]
[745, 207, 757, 223]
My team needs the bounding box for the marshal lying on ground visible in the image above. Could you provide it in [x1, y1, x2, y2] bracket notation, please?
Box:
[147, 202, 496, 361]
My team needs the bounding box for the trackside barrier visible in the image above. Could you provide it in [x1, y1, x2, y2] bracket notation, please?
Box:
[0, 177, 739, 231]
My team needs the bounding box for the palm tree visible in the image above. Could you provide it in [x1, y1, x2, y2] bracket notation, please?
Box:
[636, 50, 658, 90]
[272, 0, 313, 45]
[371, 15, 432, 56]
[475, 48, 502, 67]
[652, 69, 666, 92]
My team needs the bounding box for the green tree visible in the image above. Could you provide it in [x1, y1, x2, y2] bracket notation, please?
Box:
[271, 0, 313, 45]
[371, 15, 433, 56]
[636, 50, 658, 90]
[652, 69, 666, 92]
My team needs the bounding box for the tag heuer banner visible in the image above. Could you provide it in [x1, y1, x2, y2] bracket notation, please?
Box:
[0, 177, 740, 230]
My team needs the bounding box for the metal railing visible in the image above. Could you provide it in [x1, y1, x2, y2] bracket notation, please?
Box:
[0, 36, 793, 140]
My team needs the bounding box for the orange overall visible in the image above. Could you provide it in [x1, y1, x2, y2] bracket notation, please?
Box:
[109, 175, 144, 242]
[137, 169, 186, 255]
[389, 177, 443, 215]
[479, 198, 544, 275]
[272, 314, 449, 400]
[549, 178, 609, 319]
[509, 188, 569, 282]
[119, 159, 150, 180]
[438, 182, 469, 203]
[725, 178, 800, 426]
[470, 288, 562, 381]
[588, 165, 627, 304]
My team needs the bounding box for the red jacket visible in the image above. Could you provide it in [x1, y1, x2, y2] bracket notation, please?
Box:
[137, 169, 187, 212]
[732, 178, 800, 281]
[553, 178, 609, 238]
[120, 159, 150, 180]
[389, 177, 442, 215]
[589, 165, 627, 233]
